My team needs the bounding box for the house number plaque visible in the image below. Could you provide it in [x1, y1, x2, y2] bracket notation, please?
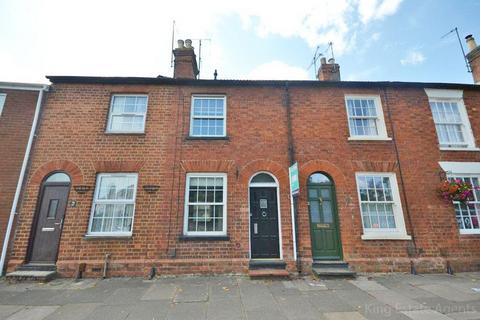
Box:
[316, 223, 329, 228]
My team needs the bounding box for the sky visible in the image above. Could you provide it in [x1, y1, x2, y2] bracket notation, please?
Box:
[1, 0, 479, 84]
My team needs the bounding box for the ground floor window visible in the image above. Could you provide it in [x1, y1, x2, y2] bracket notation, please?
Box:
[448, 175, 480, 234]
[184, 173, 227, 236]
[355, 172, 410, 240]
[88, 173, 138, 236]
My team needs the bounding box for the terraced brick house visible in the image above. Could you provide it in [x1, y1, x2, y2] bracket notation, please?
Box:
[5, 35, 480, 278]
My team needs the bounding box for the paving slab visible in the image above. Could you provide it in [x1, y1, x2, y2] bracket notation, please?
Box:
[44, 303, 100, 320]
[0, 305, 24, 319]
[86, 304, 133, 320]
[125, 301, 170, 320]
[306, 291, 356, 313]
[166, 301, 206, 320]
[6, 306, 59, 320]
[173, 282, 209, 303]
[446, 311, 480, 320]
[141, 283, 176, 301]
[350, 279, 388, 292]
[245, 308, 288, 320]
[402, 309, 453, 320]
[104, 286, 148, 305]
[323, 311, 368, 320]
[273, 293, 320, 320]
[366, 289, 426, 311]
[418, 284, 479, 302]
[207, 297, 245, 320]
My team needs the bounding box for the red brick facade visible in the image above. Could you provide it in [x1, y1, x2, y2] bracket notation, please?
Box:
[6, 79, 480, 277]
[0, 87, 39, 271]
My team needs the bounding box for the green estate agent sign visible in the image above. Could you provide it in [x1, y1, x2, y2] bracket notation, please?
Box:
[289, 162, 299, 195]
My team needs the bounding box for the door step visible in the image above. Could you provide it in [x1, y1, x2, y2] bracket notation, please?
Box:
[6, 270, 57, 283]
[249, 260, 289, 278]
[249, 260, 286, 270]
[249, 268, 289, 279]
[312, 260, 356, 278]
[16, 263, 57, 272]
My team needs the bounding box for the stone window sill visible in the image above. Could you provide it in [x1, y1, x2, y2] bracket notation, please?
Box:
[185, 136, 230, 141]
[178, 235, 230, 241]
[361, 233, 412, 241]
[83, 234, 132, 240]
[439, 147, 480, 152]
[348, 137, 392, 141]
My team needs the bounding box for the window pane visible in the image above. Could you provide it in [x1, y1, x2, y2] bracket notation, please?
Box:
[46, 173, 71, 183]
[191, 97, 225, 136]
[109, 95, 147, 132]
[47, 199, 59, 219]
[186, 176, 225, 233]
[252, 173, 275, 183]
[450, 175, 480, 232]
[90, 175, 137, 233]
[357, 175, 397, 231]
[347, 98, 379, 137]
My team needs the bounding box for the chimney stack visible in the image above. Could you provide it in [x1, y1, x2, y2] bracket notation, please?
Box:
[173, 38, 199, 79]
[317, 57, 341, 81]
[466, 34, 480, 84]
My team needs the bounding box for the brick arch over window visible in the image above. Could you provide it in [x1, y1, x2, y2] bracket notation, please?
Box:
[238, 160, 288, 186]
[31, 160, 83, 185]
[300, 160, 346, 190]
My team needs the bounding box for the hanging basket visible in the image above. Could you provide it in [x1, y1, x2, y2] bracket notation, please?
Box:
[438, 179, 476, 204]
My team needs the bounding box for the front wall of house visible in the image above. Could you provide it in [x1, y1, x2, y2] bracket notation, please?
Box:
[7, 83, 480, 276]
[0, 89, 37, 264]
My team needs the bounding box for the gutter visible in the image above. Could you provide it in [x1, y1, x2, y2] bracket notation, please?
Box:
[0, 84, 49, 275]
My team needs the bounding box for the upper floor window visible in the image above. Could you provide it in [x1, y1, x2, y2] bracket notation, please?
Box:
[345, 95, 389, 140]
[355, 172, 410, 240]
[425, 89, 476, 150]
[88, 173, 138, 236]
[190, 95, 226, 137]
[107, 95, 148, 133]
[0, 94, 6, 116]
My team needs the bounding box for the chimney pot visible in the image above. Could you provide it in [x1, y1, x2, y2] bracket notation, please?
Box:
[185, 39, 192, 48]
[177, 39, 185, 49]
[320, 57, 327, 65]
[328, 58, 335, 64]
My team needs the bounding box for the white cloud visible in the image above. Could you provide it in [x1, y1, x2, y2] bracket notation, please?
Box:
[0, 0, 404, 82]
[400, 50, 426, 66]
[246, 61, 310, 80]
[358, 0, 403, 24]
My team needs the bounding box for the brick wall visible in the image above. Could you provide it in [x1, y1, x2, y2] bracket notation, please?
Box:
[7, 82, 480, 277]
[0, 89, 37, 269]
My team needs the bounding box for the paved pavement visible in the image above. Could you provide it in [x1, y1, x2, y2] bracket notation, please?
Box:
[1, 272, 480, 319]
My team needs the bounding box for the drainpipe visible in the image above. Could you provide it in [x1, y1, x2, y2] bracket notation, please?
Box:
[283, 82, 300, 270]
[0, 84, 49, 275]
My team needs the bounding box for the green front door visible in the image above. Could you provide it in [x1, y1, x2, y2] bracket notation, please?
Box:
[307, 173, 342, 260]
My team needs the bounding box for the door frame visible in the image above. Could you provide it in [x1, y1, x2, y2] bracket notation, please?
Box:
[26, 171, 71, 264]
[307, 172, 343, 261]
[248, 171, 283, 260]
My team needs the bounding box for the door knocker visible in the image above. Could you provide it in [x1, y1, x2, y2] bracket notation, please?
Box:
[261, 211, 268, 218]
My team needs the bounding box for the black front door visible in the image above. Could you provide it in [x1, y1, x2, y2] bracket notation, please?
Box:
[250, 187, 280, 259]
[29, 184, 70, 263]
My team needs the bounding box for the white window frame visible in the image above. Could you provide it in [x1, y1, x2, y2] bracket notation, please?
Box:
[345, 95, 390, 141]
[189, 95, 227, 137]
[183, 172, 227, 236]
[355, 172, 411, 240]
[87, 173, 138, 237]
[106, 94, 148, 134]
[0, 94, 6, 116]
[425, 89, 477, 151]
[439, 161, 480, 235]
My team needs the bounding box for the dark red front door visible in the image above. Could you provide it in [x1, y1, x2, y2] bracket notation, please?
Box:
[29, 184, 69, 263]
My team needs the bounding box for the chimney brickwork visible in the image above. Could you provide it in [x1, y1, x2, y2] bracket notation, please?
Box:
[466, 35, 480, 84]
[317, 57, 341, 81]
[173, 39, 199, 79]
